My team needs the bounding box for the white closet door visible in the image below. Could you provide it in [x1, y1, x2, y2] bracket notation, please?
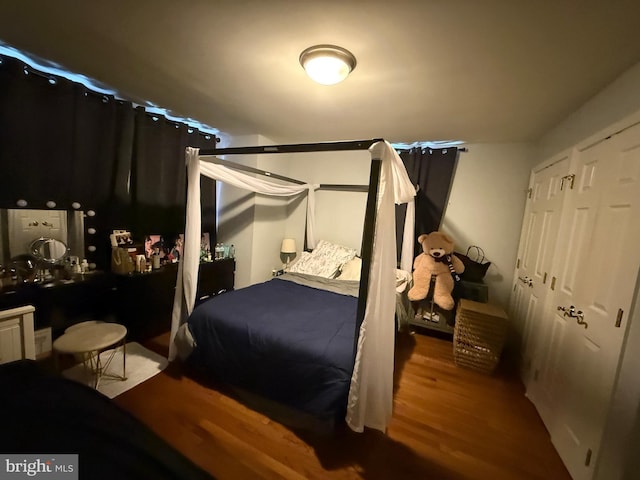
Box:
[549, 123, 640, 480]
[509, 152, 570, 400]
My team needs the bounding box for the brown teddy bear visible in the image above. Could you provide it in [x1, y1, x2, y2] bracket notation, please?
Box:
[407, 231, 465, 310]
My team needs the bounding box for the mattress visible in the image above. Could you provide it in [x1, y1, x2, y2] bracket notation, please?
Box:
[187, 273, 359, 420]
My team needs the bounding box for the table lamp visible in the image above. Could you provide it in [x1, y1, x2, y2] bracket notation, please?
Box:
[281, 238, 296, 270]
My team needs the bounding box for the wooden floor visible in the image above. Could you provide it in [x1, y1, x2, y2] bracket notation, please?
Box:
[114, 330, 571, 480]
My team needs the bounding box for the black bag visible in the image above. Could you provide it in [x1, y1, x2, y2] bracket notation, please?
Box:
[457, 246, 491, 282]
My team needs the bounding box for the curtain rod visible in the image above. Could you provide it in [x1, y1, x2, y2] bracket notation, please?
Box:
[395, 146, 468, 153]
[206, 139, 467, 156]
[201, 138, 385, 156]
[318, 184, 368, 192]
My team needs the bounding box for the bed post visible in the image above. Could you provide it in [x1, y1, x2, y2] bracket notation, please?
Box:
[354, 157, 382, 355]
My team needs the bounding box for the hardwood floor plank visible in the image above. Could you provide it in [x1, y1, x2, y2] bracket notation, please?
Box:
[114, 331, 571, 480]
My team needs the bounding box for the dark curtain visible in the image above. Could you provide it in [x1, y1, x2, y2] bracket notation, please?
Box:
[396, 147, 459, 262]
[0, 57, 136, 209]
[0, 54, 217, 270]
[70, 89, 133, 206]
[132, 107, 188, 236]
[0, 57, 75, 205]
[131, 107, 217, 243]
[88, 98, 136, 270]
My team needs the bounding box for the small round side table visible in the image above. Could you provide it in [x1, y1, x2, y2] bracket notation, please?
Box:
[53, 322, 127, 388]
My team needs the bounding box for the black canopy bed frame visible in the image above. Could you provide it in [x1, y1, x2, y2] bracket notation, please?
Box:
[175, 137, 412, 429]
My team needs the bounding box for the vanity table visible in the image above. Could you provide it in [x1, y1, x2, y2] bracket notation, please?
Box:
[0, 259, 235, 344]
[0, 272, 115, 338]
[0, 205, 113, 342]
[1, 207, 234, 342]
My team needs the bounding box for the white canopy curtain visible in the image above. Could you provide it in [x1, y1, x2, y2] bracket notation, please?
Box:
[169, 147, 318, 359]
[199, 157, 319, 249]
[169, 141, 415, 433]
[346, 141, 415, 432]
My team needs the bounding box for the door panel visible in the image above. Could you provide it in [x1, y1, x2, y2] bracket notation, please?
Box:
[558, 207, 590, 297]
[513, 154, 570, 395]
[534, 311, 569, 426]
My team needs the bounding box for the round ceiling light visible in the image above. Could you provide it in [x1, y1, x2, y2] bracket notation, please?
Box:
[299, 45, 357, 85]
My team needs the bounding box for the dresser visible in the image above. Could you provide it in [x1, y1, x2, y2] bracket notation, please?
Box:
[112, 259, 235, 341]
[0, 273, 113, 338]
[0, 259, 235, 345]
[0, 305, 36, 364]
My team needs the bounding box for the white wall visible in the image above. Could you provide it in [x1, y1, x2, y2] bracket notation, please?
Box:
[215, 136, 258, 289]
[216, 134, 291, 288]
[218, 145, 369, 287]
[285, 150, 371, 253]
[219, 139, 535, 305]
[250, 153, 291, 283]
[442, 143, 536, 308]
[537, 61, 640, 159]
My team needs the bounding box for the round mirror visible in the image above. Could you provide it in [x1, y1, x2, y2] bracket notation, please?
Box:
[29, 237, 70, 264]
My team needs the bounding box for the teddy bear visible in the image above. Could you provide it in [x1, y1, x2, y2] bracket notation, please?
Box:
[407, 231, 465, 310]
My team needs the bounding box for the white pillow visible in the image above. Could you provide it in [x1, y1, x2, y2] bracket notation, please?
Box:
[288, 240, 357, 278]
[286, 251, 311, 270]
[337, 257, 362, 281]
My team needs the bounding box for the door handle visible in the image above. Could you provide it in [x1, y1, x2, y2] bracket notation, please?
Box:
[519, 276, 533, 287]
[557, 305, 588, 329]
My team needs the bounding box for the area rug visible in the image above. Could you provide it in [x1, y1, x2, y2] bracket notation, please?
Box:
[62, 342, 168, 398]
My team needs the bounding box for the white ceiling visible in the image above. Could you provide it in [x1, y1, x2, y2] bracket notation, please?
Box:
[2, 0, 640, 145]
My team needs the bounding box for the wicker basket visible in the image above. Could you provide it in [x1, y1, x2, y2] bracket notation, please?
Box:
[453, 298, 509, 374]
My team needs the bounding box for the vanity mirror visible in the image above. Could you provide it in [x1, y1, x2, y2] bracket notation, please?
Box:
[0, 208, 85, 267]
[29, 237, 70, 264]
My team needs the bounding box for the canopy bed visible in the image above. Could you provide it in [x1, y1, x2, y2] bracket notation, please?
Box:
[170, 139, 415, 433]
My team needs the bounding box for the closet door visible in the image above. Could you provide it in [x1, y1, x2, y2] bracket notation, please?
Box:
[509, 152, 570, 396]
[548, 123, 640, 480]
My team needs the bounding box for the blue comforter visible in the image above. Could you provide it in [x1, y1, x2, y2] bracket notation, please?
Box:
[187, 276, 358, 420]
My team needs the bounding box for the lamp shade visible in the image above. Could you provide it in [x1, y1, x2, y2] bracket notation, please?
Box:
[281, 238, 296, 254]
[299, 45, 356, 85]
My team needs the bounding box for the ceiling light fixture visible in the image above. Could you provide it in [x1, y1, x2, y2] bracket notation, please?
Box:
[299, 44, 356, 85]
